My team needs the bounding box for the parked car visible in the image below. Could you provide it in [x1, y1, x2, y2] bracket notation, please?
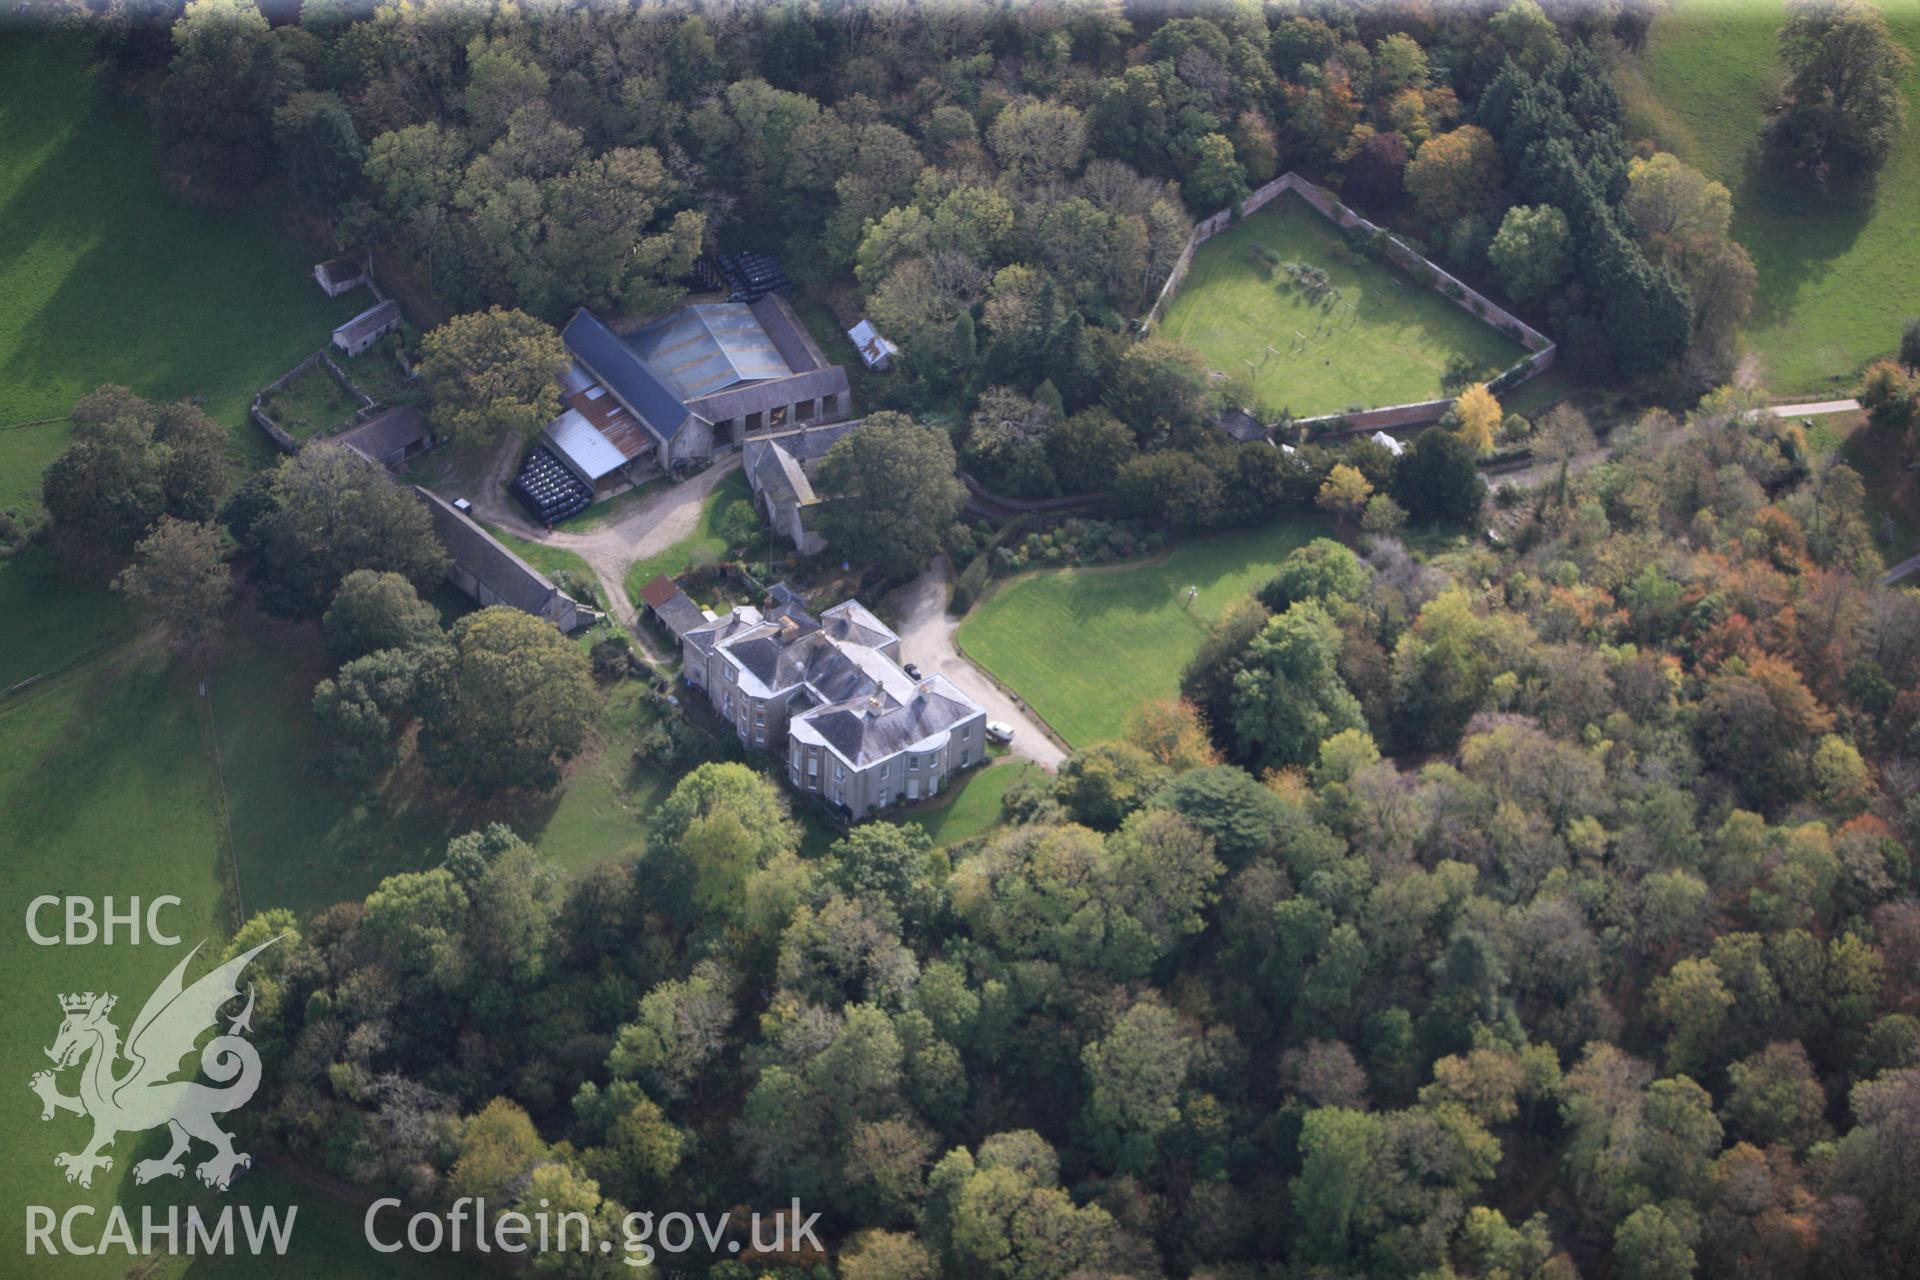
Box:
[985, 720, 1015, 744]
[904, 662, 922, 679]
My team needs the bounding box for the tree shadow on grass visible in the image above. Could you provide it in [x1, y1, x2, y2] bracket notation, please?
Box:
[0, 35, 360, 440]
[1729, 146, 1878, 328]
[212, 622, 574, 920]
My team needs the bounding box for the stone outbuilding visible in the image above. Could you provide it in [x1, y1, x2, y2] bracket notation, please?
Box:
[332, 300, 402, 357]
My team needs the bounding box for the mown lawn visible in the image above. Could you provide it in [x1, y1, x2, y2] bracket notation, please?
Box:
[622, 471, 760, 601]
[1158, 194, 1524, 418]
[1619, 0, 1920, 393]
[891, 760, 1041, 847]
[956, 516, 1324, 748]
[0, 35, 365, 518]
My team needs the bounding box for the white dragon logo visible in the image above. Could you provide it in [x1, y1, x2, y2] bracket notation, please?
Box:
[28, 936, 282, 1191]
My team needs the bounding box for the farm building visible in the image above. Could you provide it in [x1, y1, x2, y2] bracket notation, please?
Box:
[542, 298, 850, 494]
[414, 486, 582, 631]
[846, 319, 898, 371]
[312, 256, 368, 297]
[332, 299, 402, 356]
[638, 573, 710, 640]
[742, 418, 861, 556]
[337, 406, 432, 471]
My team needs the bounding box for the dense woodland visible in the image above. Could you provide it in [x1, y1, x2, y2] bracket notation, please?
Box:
[89, 0, 1852, 404]
[207, 383, 1920, 1280]
[18, 2, 1920, 1279]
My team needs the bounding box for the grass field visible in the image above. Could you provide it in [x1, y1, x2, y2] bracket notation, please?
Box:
[956, 516, 1324, 747]
[890, 760, 1040, 846]
[1619, 0, 1920, 393]
[0, 36, 366, 518]
[208, 619, 675, 915]
[1158, 193, 1525, 418]
[0, 544, 135, 690]
[0, 600, 665, 1270]
[622, 471, 760, 601]
[0, 642, 231, 1273]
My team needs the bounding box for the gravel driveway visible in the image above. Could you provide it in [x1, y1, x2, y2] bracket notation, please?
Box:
[891, 557, 1067, 771]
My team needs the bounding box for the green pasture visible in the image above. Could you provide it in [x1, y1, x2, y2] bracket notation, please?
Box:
[0, 35, 364, 518]
[1621, 0, 1920, 392]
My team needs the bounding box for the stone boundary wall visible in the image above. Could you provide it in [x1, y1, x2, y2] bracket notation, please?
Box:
[1294, 346, 1558, 435]
[1141, 172, 1558, 431]
[250, 349, 383, 455]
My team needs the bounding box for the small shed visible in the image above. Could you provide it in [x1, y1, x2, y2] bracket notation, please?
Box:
[332, 300, 402, 357]
[1370, 429, 1406, 457]
[639, 573, 707, 639]
[1216, 408, 1267, 443]
[846, 319, 898, 371]
[337, 407, 432, 470]
[313, 256, 368, 297]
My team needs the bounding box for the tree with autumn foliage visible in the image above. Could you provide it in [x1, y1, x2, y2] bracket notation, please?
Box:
[1453, 384, 1502, 454]
[1317, 463, 1373, 522]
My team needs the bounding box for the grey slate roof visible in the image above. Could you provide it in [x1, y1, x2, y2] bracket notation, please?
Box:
[745, 438, 815, 508]
[750, 294, 828, 372]
[820, 599, 897, 649]
[413, 486, 574, 622]
[334, 299, 402, 347]
[1216, 408, 1268, 443]
[654, 593, 708, 638]
[337, 406, 429, 466]
[802, 678, 980, 767]
[702, 591, 972, 769]
[562, 309, 694, 441]
[683, 606, 766, 658]
[777, 418, 862, 461]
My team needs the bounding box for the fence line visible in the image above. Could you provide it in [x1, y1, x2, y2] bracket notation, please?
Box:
[1140, 171, 1558, 431]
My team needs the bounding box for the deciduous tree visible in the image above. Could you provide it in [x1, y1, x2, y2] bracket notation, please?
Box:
[417, 606, 594, 793]
[420, 308, 571, 449]
[815, 416, 966, 578]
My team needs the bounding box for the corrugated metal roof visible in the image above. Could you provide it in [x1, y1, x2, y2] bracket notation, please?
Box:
[562, 309, 692, 440]
[629, 304, 791, 401]
[544, 408, 629, 480]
